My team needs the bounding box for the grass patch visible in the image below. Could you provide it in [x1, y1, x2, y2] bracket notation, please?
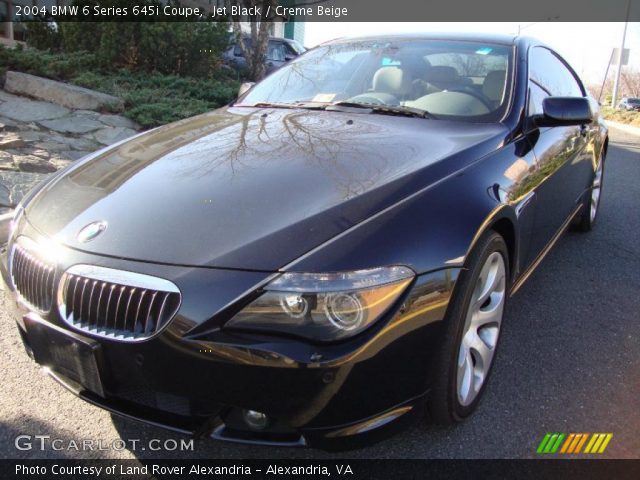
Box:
[601, 106, 640, 128]
[1, 46, 239, 128]
[70, 71, 239, 128]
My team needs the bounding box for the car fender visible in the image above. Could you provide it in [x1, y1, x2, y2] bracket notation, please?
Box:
[286, 142, 528, 278]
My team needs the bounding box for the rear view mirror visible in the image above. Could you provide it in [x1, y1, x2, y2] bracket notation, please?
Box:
[537, 97, 593, 126]
[238, 82, 255, 98]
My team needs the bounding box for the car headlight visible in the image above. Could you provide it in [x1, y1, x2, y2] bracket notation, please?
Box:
[225, 266, 415, 342]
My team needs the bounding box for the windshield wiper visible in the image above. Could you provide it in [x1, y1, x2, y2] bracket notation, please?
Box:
[236, 100, 434, 119]
[327, 101, 435, 119]
[237, 101, 325, 110]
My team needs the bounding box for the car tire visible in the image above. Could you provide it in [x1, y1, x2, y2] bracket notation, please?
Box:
[574, 155, 605, 232]
[427, 230, 509, 425]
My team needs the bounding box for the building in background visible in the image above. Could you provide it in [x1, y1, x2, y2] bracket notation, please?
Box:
[2, 0, 26, 44]
[284, 19, 304, 45]
[1, 0, 71, 45]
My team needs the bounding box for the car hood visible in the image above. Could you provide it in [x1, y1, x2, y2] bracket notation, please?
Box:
[25, 106, 506, 271]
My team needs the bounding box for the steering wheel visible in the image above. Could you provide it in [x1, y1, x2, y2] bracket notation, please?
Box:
[446, 89, 493, 110]
[347, 92, 400, 106]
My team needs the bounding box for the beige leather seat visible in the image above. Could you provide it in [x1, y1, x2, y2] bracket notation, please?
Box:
[372, 67, 414, 99]
[482, 70, 507, 108]
[422, 66, 461, 93]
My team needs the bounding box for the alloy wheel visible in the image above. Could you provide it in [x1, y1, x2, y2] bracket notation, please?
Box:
[456, 251, 506, 406]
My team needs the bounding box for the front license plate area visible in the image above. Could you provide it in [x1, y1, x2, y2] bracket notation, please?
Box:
[23, 315, 106, 397]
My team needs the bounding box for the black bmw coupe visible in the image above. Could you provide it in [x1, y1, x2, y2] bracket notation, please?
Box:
[2, 33, 607, 450]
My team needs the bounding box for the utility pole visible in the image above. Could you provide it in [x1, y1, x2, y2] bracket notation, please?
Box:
[598, 49, 615, 104]
[611, 0, 631, 107]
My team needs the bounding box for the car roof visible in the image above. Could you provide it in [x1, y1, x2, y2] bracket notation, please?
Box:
[324, 32, 520, 46]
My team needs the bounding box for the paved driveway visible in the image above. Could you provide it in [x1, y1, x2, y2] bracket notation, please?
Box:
[0, 128, 638, 460]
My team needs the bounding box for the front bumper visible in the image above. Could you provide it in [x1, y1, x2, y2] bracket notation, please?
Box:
[2, 228, 459, 450]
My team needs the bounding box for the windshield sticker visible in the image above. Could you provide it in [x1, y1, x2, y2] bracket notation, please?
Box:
[475, 47, 493, 55]
[312, 93, 337, 103]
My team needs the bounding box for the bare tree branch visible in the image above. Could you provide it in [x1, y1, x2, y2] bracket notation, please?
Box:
[225, 0, 278, 81]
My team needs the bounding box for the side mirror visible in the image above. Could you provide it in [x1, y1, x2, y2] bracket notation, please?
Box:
[284, 54, 295, 61]
[238, 82, 255, 98]
[537, 97, 593, 126]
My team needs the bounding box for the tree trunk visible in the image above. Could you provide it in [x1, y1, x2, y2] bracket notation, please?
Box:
[226, 0, 276, 82]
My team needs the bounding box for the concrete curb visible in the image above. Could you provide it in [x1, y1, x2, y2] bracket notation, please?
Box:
[4, 71, 124, 112]
[605, 120, 640, 136]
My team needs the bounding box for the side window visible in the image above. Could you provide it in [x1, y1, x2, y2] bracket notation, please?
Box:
[528, 81, 548, 116]
[234, 39, 252, 57]
[267, 42, 286, 62]
[529, 47, 583, 97]
[283, 43, 296, 58]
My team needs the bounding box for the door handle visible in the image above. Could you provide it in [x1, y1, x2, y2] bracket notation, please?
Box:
[579, 124, 588, 137]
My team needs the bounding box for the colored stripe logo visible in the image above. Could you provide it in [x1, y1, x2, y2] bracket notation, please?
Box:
[537, 433, 612, 454]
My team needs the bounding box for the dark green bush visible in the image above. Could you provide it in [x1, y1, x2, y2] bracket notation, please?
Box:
[0, 45, 101, 80]
[70, 70, 239, 127]
[0, 46, 239, 128]
[25, 17, 229, 78]
[4, 0, 236, 129]
[59, 22, 103, 54]
[23, 22, 61, 51]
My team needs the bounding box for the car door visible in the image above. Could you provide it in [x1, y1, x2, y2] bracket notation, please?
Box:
[231, 41, 248, 69]
[525, 47, 594, 259]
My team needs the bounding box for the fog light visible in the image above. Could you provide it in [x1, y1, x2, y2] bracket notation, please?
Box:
[243, 409, 269, 430]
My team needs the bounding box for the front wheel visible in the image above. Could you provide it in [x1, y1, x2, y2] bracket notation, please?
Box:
[427, 231, 509, 424]
[574, 157, 604, 232]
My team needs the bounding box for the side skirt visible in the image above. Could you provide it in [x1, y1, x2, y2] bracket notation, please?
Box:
[510, 204, 583, 296]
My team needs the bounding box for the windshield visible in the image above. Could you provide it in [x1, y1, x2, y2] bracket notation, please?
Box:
[627, 98, 640, 105]
[239, 39, 513, 122]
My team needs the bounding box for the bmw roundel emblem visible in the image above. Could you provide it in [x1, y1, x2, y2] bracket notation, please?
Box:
[77, 221, 107, 243]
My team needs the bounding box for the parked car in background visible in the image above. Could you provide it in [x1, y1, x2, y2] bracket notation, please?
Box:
[223, 36, 306, 74]
[618, 97, 640, 111]
[3, 33, 607, 451]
